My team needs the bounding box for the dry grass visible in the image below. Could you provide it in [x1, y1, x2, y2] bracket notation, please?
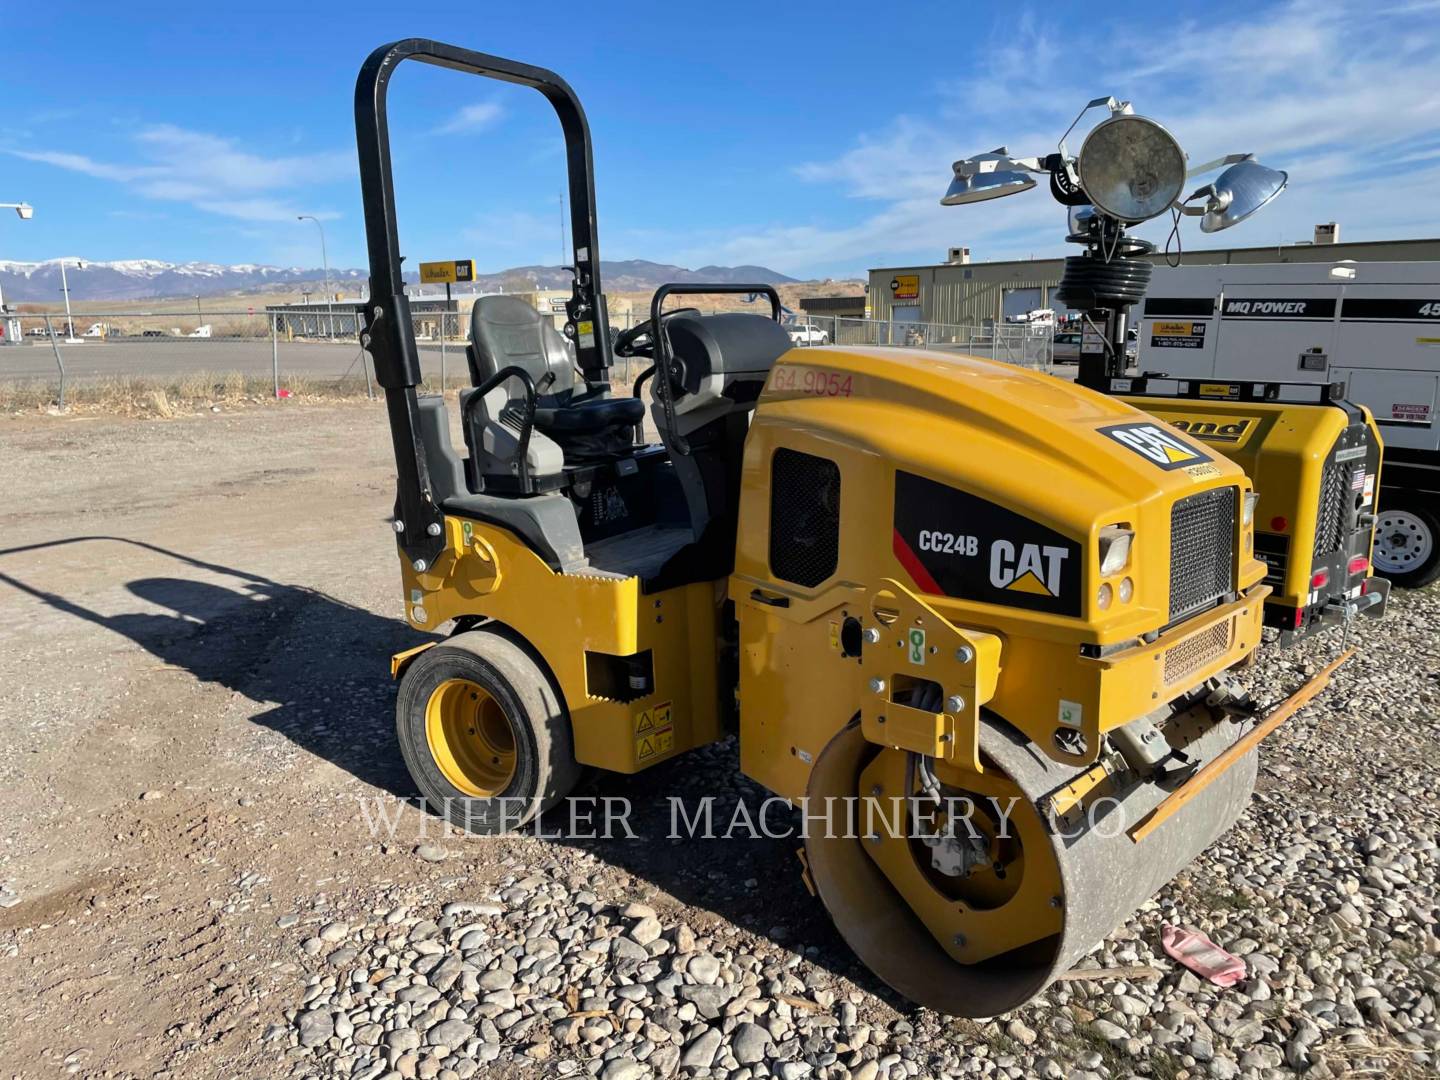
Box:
[0, 371, 384, 416]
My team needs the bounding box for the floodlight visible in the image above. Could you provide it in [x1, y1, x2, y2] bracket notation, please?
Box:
[16, 204, 34, 220]
[1196, 159, 1288, 233]
[941, 148, 1042, 205]
[1076, 114, 1186, 223]
[942, 169, 1036, 205]
[1067, 204, 1096, 235]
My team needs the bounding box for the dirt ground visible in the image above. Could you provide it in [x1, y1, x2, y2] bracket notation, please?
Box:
[0, 402, 820, 1078]
[0, 400, 1432, 1080]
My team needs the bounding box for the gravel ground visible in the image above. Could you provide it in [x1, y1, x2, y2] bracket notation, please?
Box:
[0, 400, 1436, 1079]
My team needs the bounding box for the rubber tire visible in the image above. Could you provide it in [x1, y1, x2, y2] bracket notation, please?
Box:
[1374, 495, 1440, 589]
[396, 629, 581, 834]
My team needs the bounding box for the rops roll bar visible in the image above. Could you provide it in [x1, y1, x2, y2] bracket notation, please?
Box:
[354, 38, 613, 565]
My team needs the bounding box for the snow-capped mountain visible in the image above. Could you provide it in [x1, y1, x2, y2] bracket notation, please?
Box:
[0, 259, 366, 303]
[0, 258, 798, 304]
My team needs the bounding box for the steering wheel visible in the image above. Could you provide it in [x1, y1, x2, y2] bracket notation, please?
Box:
[614, 306, 702, 358]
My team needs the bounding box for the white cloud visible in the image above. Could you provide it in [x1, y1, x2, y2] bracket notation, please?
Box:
[683, 0, 1440, 277]
[431, 102, 504, 136]
[11, 123, 350, 223]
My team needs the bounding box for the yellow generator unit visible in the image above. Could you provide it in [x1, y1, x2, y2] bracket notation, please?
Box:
[354, 40, 1345, 1016]
[1101, 375, 1389, 642]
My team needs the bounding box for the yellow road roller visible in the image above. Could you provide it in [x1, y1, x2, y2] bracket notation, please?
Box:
[356, 40, 1341, 1016]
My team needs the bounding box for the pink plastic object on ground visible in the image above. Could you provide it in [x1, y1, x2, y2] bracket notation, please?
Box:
[1161, 925, 1247, 987]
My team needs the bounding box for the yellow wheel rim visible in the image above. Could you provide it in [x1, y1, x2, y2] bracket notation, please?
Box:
[424, 678, 517, 797]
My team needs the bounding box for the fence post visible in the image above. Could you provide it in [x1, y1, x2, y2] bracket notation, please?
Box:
[43, 315, 66, 410]
[440, 313, 447, 393]
[271, 313, 280, 398]
[363, 349, 375, 400]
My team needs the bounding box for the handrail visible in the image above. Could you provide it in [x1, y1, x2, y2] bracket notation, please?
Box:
[461, 365, 553, 494]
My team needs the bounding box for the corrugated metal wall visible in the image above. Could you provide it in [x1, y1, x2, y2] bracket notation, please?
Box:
[869, 237, 1440, 325]
[870, 265, 1062, 325]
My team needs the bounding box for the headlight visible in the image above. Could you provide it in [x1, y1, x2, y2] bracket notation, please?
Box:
[1242, 491, 1259, 526]
[1098, 526, 1133, 576]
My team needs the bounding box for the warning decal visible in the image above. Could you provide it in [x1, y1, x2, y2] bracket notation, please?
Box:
[1392, 402, 1432, 422]
[634, 701, 675, 763]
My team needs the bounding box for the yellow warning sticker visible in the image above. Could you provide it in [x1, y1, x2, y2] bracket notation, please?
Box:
[1152, 321, 1194, 336]
[634, 700, 675, 762]
[828, 621, 840, 650]
[636, 728, 674, 762]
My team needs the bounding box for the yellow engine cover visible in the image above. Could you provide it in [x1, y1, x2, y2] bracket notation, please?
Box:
[731, 347, 1267, 802]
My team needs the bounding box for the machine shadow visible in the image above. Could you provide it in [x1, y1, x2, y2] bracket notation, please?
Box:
[0, 536, 907, 1006]
[550, 745, 909, 1009]
[0, 535, 423, 799]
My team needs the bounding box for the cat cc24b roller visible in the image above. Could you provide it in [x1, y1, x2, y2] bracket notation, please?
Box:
[357, 41, 1348, 1016]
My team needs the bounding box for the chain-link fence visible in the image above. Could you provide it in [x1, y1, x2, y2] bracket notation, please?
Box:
[0, 305, 1058, 410]
[778, 315, 1054, 368]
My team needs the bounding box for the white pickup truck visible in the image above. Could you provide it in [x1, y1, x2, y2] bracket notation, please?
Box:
[787, 322, 830, 346]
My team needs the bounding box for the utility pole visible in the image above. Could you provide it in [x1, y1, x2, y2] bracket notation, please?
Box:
[298, 215, 335, 338]
[559, 190, 567, 268]
[58, 258, 81, 341]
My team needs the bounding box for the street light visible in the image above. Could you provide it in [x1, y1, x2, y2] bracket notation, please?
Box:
[297, 214, 335, 338]
[58, 259, 82, 341]
[0, 203, 34, 329]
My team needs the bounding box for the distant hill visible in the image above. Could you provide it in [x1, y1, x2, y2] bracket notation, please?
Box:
[465, 260, 798, 292]
[0, 257, 798, 304]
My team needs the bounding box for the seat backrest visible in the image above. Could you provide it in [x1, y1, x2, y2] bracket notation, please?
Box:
[468, 294, 575, 398]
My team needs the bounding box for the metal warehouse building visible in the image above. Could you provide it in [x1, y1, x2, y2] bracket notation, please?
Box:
[868, 235, 1440, 328]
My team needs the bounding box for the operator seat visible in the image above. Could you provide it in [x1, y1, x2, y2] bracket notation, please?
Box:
[463, 296, 642, 484]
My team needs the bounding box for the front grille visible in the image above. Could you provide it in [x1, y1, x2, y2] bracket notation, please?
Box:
[769, 448, 841, 587]
[1163, 620, 1234, 686]
[1169, 487, 1238, 623]
[1312, 457, 1349, 558]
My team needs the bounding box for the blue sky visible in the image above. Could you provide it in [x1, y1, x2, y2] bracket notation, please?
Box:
[3, 0, 1438, 279]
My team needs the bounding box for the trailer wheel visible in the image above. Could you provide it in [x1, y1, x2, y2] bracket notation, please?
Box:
[1373, 496, 1440, 589]
[396, 629, 581, 834]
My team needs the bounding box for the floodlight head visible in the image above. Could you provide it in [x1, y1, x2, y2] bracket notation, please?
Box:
[1067, 204, 1096, 235]
[941, 169, 1036, 205]
[1077, 114, 1187, 223]
[15, 203, 34, 220]
[1198, 159, 1288, 233]
[941, 149, 1039, 206]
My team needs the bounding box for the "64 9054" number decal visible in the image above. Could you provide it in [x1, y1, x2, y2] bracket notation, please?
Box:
[770, 365, 853, 397]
